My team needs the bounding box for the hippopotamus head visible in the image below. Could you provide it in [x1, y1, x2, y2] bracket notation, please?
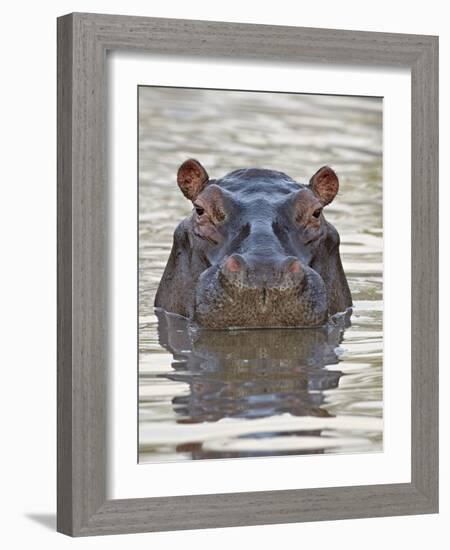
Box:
[154, 159, 352, 329]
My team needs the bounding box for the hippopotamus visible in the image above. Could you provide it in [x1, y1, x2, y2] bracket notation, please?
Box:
[155, 159, 352, 329]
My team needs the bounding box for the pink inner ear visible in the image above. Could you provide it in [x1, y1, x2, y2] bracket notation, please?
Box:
[310, 166, 339, 205]
[177, 159, 209, 200]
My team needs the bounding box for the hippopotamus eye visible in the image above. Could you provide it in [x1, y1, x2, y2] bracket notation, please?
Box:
[194, 205, 205, 216]
[312, 208, 322, 219]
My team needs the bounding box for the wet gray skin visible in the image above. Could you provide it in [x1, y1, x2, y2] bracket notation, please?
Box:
[155, 159, 352, 329]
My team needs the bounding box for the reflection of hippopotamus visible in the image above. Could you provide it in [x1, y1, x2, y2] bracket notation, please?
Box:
[155, 159, 352, 329]
[155, 309, 349, 425]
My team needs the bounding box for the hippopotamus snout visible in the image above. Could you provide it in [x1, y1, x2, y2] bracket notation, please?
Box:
[219, 254, 304, 291]
[194, 253, 329, 329]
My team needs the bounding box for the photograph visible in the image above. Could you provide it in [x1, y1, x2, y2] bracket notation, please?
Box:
[1, 0, 442, 542]
[138, 86, 383, 463]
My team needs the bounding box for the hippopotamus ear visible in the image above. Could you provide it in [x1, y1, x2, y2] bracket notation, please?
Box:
[309, 166, 339, 206]
[177, 159, 209, 201]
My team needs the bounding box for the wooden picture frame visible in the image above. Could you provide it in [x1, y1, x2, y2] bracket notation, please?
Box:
[57, 12, 438, 536]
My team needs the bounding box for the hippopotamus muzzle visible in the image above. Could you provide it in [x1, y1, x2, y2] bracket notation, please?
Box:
[194, 253, 329, 329]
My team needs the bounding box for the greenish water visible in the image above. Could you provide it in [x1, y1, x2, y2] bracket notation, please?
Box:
[138, 87, 383, 462]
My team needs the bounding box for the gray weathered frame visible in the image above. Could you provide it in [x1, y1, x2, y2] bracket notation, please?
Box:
[57, 12, 438, 537]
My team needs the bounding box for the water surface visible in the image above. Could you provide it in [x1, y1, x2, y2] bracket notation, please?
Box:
[138, 87, 383, 462]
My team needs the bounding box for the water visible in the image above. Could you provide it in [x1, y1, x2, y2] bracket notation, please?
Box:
[138, 87, 383, 462]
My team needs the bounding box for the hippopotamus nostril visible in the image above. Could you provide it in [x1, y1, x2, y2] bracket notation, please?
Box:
[219, 254, 248, 291]
[223, 254, 245, 274]
[281, 257, 303, 275]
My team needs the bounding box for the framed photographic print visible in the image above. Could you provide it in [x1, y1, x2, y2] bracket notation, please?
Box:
[57, 13, 438, 536]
